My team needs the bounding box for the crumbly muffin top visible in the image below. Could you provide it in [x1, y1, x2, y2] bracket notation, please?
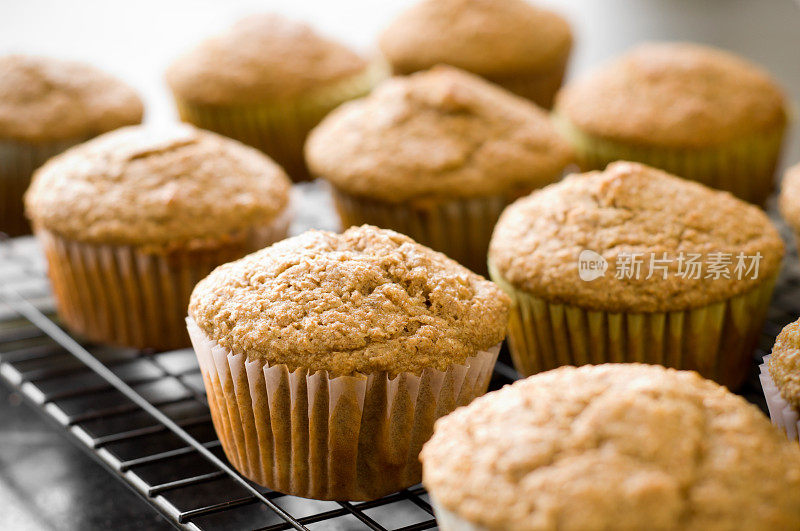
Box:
[779, 164, 800, 232]
[555, 42, 787, 148]
[25, 124, 291, 247]
[189, 225, 510, 376]
[166, 14, 369, 105]
[489, 162, 783, 312]
[421, 364, 800, 531]
[379, 0, 572, 76]
[0, 54, 143, 143]
[306, 66, 574, 202]
[768, 319, 800, 410]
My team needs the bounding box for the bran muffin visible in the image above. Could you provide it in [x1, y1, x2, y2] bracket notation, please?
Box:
[761, 318, 800, 442]
[25, 124, 291, 350]
[379, 0, 572, 109]
[421, 364, 800, 531]
[0, 54, 143, 236]
[779, 163, 800, 248]
[488, 162, 784, 388]
[187, 225, 509, 500]
[166, 13, 386, 182]
[554, 42, 788, 205]
[306, 66, 574, 274]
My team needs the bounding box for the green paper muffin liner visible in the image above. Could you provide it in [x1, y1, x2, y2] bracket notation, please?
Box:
[759, 356, 800, 443]
[331, 187, 512, 275]
[173, 62, 386, 182]
[488, 262, 777, 389]
[553, 114, 785, 206]
[187, 317, 500, 501]
[0, 136, 89, 236]
[35, 208, 290, 350]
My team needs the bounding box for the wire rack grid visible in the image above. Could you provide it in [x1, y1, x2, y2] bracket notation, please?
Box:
[0, 200, 797, 530]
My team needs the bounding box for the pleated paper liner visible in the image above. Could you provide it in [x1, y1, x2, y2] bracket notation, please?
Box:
[486, 59, 568, 110]
[37, 210, 290, 350]
[331, 187, 511, 276]
[429, 499, 490, 531]
[489, 262, 777, 390]
[760, 356, 800, 442]
[173, 61, 387, 183]
[0, 136, 89, 236]
[553, 114, 785, 206]
[187, 318, 500, 501]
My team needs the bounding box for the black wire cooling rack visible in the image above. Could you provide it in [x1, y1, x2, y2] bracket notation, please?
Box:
[0, 203, 796, 530]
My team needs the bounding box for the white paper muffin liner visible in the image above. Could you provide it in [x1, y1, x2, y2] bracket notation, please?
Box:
[759, 355, 800, 442]
[37, 207, 291, 350]
[430, 497, 492, 531]
[187, 317, 500, 501]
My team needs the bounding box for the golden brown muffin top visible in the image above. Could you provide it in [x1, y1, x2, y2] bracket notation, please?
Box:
[0, 54, 143, 143]
[166, 14, 370, 105]
[421, 363, 800, 531]
[189, 225, 510, 376]
[555, 42, 787, 148]
[489, 162, 784, 312]
[779, 164, 800, 232]
[306, 66, 574, 202]
[379, 0, 572, 76]
[25, 124, 291, 247]
[768, 319, 800, 410]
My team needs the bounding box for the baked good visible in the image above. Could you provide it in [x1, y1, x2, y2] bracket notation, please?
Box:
[0, 54, 143, 236]
[379, 0, 572, 108]
[554, 42, 788, 205]
[187, 224, 509, 500]
[422, 363, 800, 530]
[488, 161, 783, 388]
[166, 13, 386, 182]
[306, 65, 573, 273]
[761, 318, 800, 442]
[25, 124, 292, 349]
[779, 163, 800, 246]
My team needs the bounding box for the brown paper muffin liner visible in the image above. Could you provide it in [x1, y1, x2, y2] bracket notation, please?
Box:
[187, 318, 500, 501]
[331, 187, 512, 275]
[487, 60, 568, 110]
[36, 209, 291, 350]
[173, 62, 387, 182]
[0, 137, 88, 236]
[553, 114, 786, 206]
[489, 262, 777, 389]
[759, 356, 800, 442]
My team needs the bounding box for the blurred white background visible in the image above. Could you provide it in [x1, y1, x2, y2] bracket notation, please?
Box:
[1, 0, 798, 171]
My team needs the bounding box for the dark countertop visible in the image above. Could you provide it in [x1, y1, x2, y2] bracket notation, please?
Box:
[0, 384, 172, 531]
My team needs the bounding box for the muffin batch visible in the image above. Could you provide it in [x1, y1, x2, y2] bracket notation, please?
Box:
[6, 0, 800, 528]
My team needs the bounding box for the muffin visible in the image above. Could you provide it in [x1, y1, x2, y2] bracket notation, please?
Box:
[187, 225, 509, 500]
[0, 54, 143, 236]
[166, 13, 386, 182]
[554, 42, 788, 206]
[379, 0, 572, 109]
[306, 66, 574, 274]
[25, 124, 291, 350]
[761, 318, 800, 442]
[779, 163, 800, 246]
[488, 162, 783, 389]
[422, 364, 800, 530]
